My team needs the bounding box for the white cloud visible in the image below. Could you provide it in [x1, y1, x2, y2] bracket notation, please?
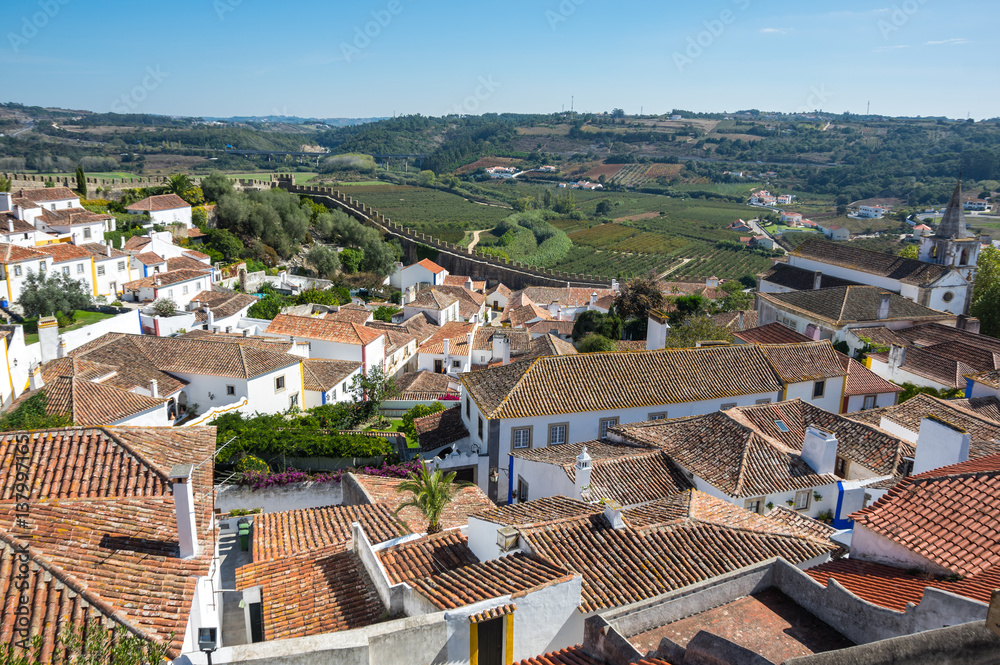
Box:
[759, 27, 789, 34]
[925, 38, 970, 46]
[873, 44, 910, 52]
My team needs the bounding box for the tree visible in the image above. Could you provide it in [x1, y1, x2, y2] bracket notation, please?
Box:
[542, 188, 552, 208]
[898, 244, 919, 259]
[971, 245, 1000, 337]
[394, 460, 466, 534]
[614, 276, 664, 321]
[75, 165, 87, 198]
[552, 191, 576, 214]
[307, 245, 340, 279]
[595, 200, 612, 217]
[0, 176, 10, 193]
[200, 172, 233, 203]
[349, 364, 397, 420]
[166, 173, 194, 197]
[400, 402, 445, 440]
[373, 305, 400, 322]
[0, 624, 172, 665]
[665, 317, 734, 348]
[577, 333, 617, 353]
[571, 310, 622, 342]
[206, 228, 244, 260]
[898, 382, 962, 402]
[152, 297, 177, 316]
[0, 391, 71, 432]
[418, 170, 436, 186]
[17, 271, 91, 318]
[340, 247, 364, 273]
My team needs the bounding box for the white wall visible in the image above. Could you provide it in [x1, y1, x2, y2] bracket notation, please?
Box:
[147, 207, 193, 229]
[967, 380, 994, 399]
[867, 356, 951, 391]
[510, 458, 577, 505]
[843, 391, 897, 414]
[58, 309, 142, 353]
[304, 366, 362, 409]
[113, 401, 172, 427]
[93, 256, 133, 298]
[247, 364, 305, 413]
[851, 524, 953, 575]
[784, 376, 845, 414]
[1, 258, 44, 305]
[418, 351, 471, 375]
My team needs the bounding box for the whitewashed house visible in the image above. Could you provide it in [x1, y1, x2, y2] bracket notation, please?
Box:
[265, 313, 386, 375]
[122, 269, 211, 309]
[126, 194, 193, 229]
[388, 258, 448, 292]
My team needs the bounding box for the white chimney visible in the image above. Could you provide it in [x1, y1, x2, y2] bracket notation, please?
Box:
[913, 415, 970, 475]
[493, 332, 511, 365]
[6, 218, 13, 233]
[466, 332, 473, 350]
[0, 192, 12, 212]
[706, 275, 719, 289]
[28, 364, 44, 391]
[105, 242, 111, 257]
[801, 426, 838, 475]
[646, 310, 670, 351]
[813, 271, 823, 290]
[442, 338, 450, 357]
[149, 379, 159, 398]
[603, 500, 625, 530]
[168, 464, 199, 559]
[56, 339, 66, 359]
[575, 445, 592, 500]
[877, 292, 891, 320]
[37, 316, 60, 364]
[590, 292, 597, 307]
[203, 304, 214, 327]
[888, 344, 907, 371]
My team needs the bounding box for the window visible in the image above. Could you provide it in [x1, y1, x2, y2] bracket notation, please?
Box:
[183, 285, 189, 295]
[599, 417, 619, 439]
[195, 281, 202, 290]
[226, 385, 235, 396]
[900, 457, 914, 477]
[512, 427, 531, 450]
[97, 265, 105, 276]
[275, 376, 285, 392]
[548, 423, 568, 446]
[794, 490, 811, 510]
[834, 456, 849, 478]
[330, 387, 337, 400]
[342, 381, 348, 393]
[517, 477, 529, 502]
[774, 420, 790, 433]
[465, 397, 470, 418]
[648, 412, 668, 421]
[813, 380, 825, 398]
[167, 289, 174, 298]
[720, 403, 737, 411]
[117, 261, 126, 271]
[62, 266, 70, 276]
[77, 263, 85, 274]
[745, 497, 765, 514]
[755, 398, 772, 405]
[863, 395, 876, 410]
[942, 291, 954, 303]
[83, 228, 91, 239]
[289, 393, 298, 408]
[452, 359, 461, 369]
[13, 265, 21, 277]
[478, 416, 484, 440]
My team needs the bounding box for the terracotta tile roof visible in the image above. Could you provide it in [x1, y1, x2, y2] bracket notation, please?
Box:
[517, 286, 616, 308]
[792, 239, 954, 286]
[847, 325, 909, 348]
[462, 345, 784, 421]
[952, 395, 1000, 422]
[183, 248, 209, 258]
[527, 319, 575, 337]
[758, 262, 860, 290]
[508, 303, 553, 328]
[757, 340, 846, 383]
[325, 307, 373, 325]
[252, 503, 404, 561]
[407, 288, 459, 311]
[188, 289, 257, 322]
[894, 322, 1000, 352]
[711, 310, 759, 331]
[614, 339, 648, 352]
[0, 242, 50, 263]
[511, 440, 694, 506]
[394, 370, 460, 400]
[235, 545, 385, 641]
[25, 376, 167, 426]
[368, 316, 439, 344]
[757, 286, 954, 326]
[735, 322, 813, 344]
[65, 336, 187, 395]
[132, 251, 165, 265]
[967, 369, 1000, 389]
[443, 274, 486, 291]
[473, 326, 532, 352]
[13, 187, 79, 204]
[487, 283, 512, 298]
[125, 193, 191, 212]
[377, 531, 479, 584]
[414, 406, 469, 451]
[524, 333, 578, 359]
[37, 207, 112, 226]
[0, 426, 216, 658]
[268, 313, 384, 345]
[0, 213, 37, 234]
[840, 355, 903, 396]
[70, 332, 300, 380]
[415, 258, 445, 274]
[122, 235, 151, 252]
[851, 453, 1000, 576]
[123, 268, 208, 290]
[177, 329, 296, 352]
[165, 255, 211, 272]
[519, 491, 836, 613]
[764, 505, 839, 543]
[469, 603, 516, 623]
[40, 241, 93, 264]
[867, 345, 978, 389]
[417, 320, 477, 355]
[78, 242, 127, 260]
[352, 474, 494, 532]
[426, 284, 486, 319]
[473, 495, 604, 527]
[408, 552, 574, 610]
[379, 326, 417, 355]
[514, 646, 604, 665]
[302, 358, 360, 392]
[807, 558, 1000, 611]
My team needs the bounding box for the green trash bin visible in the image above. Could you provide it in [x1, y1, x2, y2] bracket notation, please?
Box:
[238, 519, 250, 552]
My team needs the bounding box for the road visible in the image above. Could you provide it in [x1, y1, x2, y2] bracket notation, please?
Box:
[467, 229, 487, 251]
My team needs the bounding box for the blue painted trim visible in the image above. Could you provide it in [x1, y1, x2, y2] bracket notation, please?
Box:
[965, 378, 974, 399]
[507, 454, 514, 505]
[321, 390, 327, 405]
[832, 481, 852, 530]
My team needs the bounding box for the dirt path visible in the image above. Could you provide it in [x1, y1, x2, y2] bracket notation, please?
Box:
[468, 229, 487, 250]
[658, 257, 691, 279]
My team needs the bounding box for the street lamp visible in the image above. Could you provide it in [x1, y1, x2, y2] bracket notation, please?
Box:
[198, 627, 218, 665]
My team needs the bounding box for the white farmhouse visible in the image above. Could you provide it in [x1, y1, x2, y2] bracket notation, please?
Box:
[126, 193, 193, 229]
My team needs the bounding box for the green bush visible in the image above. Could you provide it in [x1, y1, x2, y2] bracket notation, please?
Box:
[401, 402, 445, 439]
[235, 455, 270, 473]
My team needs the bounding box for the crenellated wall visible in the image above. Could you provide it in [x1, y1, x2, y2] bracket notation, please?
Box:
[2, 173, 277, 195]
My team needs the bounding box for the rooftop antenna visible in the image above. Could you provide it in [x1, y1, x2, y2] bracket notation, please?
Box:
[571, 96, 574, 113]
[866, 101, 870, 116]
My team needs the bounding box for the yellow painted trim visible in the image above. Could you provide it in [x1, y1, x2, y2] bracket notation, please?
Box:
[300, 360, 306, 408]
[3, 337, 12, 401]
[838, 375, 847, 414]
[470, 621, 478, 665]
[4, 266, 12, 305]
[505, 613, 514, 665]
[90, 258, 98, 296]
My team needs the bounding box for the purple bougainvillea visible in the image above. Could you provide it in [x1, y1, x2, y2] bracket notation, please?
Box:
[234, 460, 420, 491]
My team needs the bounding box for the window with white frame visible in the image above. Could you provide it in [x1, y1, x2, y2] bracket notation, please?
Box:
[62, 266, 70, 276]
[183, 285, 189, 295]
[39, 261, 46, 272]
[478, 416, 484, 440]
[76, 263, 84, 274]
[97, 266, 105, 276]
[548, 423, 568, 446]
[517, 477, 529, 502]
[83, 228, 91, 239]
[863, 395, 876, 410]
[512, 427, 531, 450]
[794, 490, 811, 510]
[745, 497, 765, 514]
[648, 412, 668, 421]
[117, 261, 126, 271]
[599, 417, 618, 438]
[755, 398, 772, 405]
[275, 376, 285, 392]
[13, 265, 21, 277]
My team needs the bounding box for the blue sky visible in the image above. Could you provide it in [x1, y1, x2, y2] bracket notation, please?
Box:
[3, 0, 996, 119]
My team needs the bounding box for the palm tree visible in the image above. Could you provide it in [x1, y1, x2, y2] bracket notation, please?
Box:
[167, 173, 193, 197]
[394, 460, 468, 534]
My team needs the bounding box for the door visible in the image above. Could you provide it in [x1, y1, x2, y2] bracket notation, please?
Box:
[248, 602, 264, 643]
[477, 617, 504, 665]
[434, 359, 443, 374]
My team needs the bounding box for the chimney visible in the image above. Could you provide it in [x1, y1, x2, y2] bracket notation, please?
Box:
[888, 344, 907, 371]
[877, 292, 891, 320]
[465, 277, 474, 291]
[37, 316, 60, 363]
[203, 304, 214, 327]
[646, 310, 670, 351]
[242, 328, 249, 337]
[466, 332, 473, 350]
[913, 415, 970, 475]
[120, 235, 125, 249]
[706, 275, 719, 289]
[603, 500, 625, 530]
[442, 338, 450, 357]
[28, 364, 44, 391]
[105, 242, 111, 257]
[589, 292, 597, 307]
[56, 339, 66, 359]
[149, 379, 159, 398]
[737, 310, 744, 330]
[493, 332, 511, 365]
[6, 218, 12, 233]
[574, 445, 592, 500]
[801, 426, 838, 475]
[168, 464, 199, 559]
[813, 271, 823, 290]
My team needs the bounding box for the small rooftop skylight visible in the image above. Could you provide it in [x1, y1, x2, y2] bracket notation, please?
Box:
[774, 420, 790, 433]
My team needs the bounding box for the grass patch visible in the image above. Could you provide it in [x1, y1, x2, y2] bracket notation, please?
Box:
[22, 310, 116, 345]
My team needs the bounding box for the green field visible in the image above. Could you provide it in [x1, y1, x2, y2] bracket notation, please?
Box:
[22, 311, 115, 345]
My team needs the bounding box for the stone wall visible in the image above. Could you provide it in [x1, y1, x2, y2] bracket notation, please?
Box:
[2, 173, 277, 195]
[278, 176, 613, 290]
